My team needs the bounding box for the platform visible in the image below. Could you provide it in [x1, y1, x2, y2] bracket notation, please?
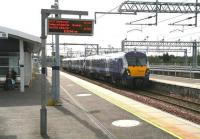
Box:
[149, 74, 200, 102]
[0, 71, 199, 139]
[150, 74, 200, 89]
[59, 71, 200, 139]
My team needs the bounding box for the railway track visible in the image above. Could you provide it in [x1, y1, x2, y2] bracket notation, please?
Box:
[136, 90, 200, 114]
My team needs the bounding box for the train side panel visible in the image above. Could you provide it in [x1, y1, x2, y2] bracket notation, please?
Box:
[62, 51, 149, 87]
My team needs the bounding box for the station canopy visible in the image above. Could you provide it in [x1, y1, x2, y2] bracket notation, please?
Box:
[0, 26, 41, 53]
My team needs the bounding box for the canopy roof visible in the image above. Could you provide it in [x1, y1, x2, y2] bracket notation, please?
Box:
[0, 26, 41, 52]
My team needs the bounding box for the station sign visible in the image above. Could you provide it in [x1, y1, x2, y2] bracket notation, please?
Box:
[47, 18, 94, 36]
[0, 32, 8, 39]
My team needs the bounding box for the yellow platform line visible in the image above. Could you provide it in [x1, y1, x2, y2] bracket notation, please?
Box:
[60, 72, 199, 139]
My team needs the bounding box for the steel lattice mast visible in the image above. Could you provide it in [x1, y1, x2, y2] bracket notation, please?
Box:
[118, 1, 200, 13]
[122, 40, 200, 47]
[121, 40, 198, 68]
[119, 0, 199, 26]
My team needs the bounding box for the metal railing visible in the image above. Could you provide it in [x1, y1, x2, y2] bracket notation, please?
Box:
[150, 63, 200, 78]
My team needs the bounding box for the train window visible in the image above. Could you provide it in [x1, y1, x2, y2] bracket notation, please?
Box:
[102, 59, 106, 68]
[110, 59, 117, 69]
[94, 60, 96, 67]
[99, 59, 104, 68]
[136, 57, 147, 66]
[126, 57, 137, 66]
[126, 55, 147, 66]
[88, 60, 91, 67]
[96, 60, 98, 67]
[118, 59, 123, 68]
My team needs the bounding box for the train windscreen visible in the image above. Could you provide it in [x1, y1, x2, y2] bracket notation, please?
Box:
[126, 53, 147, 66]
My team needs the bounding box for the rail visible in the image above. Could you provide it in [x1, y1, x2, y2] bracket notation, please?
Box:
[139, 90, 200, 113]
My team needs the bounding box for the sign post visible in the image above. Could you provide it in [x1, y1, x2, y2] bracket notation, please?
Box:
[40, 8, 93, 136]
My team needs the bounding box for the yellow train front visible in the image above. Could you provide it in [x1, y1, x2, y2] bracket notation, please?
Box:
[121, 51, 149, 87]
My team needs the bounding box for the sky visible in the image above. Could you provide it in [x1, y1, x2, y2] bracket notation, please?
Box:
[0, 0, 199, 56]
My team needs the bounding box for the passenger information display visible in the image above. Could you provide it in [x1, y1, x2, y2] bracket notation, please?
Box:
[48, 18, 94, 36]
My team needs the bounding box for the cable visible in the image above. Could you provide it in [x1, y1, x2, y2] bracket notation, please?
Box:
[149, 0, 199, 40]
[184, 25, 200, 31]
[97, 5, 119, 19]
[167, 31, 200, 40]
[159, 14, 185, 23]
[97, 0, 199, 42]
[126, 0, 191, 34]
[96, 0, 127, 20]
[157, 0, 189, 23]
[126, 15, 156, 25]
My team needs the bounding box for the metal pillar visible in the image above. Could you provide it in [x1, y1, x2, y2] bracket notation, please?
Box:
[51, 42, 56, 101]
[55, 33, 60, 101]
[84, 47, 87, 57]
[96, 44, 99, 55]
[40, 11, 47, 136]
[195, 0, 198, 27]
[19, 40, 24, 92]
[54, 0, 60, 102]
[192, 41, 197, 68]
[121, 40, 125, 51]
[184, 49, 188, 66]
[155, 0, 158, 25]
[51, 0, 60, 103]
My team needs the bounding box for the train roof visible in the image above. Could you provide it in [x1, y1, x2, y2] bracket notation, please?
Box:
[103, 52, 126, 59]
[86, 51, 146, 60]
[62, 51, 146, 61]
[63, 57, 85, 61]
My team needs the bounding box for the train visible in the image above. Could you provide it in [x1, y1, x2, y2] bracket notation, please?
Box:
[62, 51, 150, 88]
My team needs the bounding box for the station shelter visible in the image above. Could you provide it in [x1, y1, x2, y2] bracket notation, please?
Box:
[0, 26, 41, 92]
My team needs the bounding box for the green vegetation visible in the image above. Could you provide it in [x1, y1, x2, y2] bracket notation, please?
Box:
[148, 53, 200, 66]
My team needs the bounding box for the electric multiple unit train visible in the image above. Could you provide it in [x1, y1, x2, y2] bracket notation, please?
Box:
[62, 51, 149, 87]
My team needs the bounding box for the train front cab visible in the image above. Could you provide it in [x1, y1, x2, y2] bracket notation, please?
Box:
[124, 52, 149, 87]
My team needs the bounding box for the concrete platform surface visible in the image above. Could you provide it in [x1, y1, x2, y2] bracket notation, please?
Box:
[150, 74, 200, 89]
[60, 71, 200, 139]
[0, 71, 178, 139]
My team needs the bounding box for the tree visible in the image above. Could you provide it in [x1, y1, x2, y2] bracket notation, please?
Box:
[163, 53, 170, 63]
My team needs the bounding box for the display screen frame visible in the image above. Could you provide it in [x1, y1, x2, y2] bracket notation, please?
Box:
[47, 18, 94, 36]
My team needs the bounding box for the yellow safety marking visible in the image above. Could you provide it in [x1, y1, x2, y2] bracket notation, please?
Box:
[60, 71, 200, 139]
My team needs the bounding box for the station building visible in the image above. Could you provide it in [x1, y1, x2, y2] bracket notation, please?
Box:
[0, 26, 41, 92]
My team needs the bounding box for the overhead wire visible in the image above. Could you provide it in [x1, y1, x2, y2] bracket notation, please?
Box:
[167, 30, 200, 40]
[95, 0, 199, 41]
[96, 0, 191, 27]
[96, 5, 119, 19]
[157, 0, 189, 23]
[96, 0, 191, 25]
[96, 0, 128, 20]
[150, 0, 200, 40]
[155, 0, 200, 40]
[158, 14, 185, 23]
[126, 0, 195, 35]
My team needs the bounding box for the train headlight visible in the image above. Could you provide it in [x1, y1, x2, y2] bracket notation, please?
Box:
[127, 69, 131, 76]
[145, 68, 150, 75]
